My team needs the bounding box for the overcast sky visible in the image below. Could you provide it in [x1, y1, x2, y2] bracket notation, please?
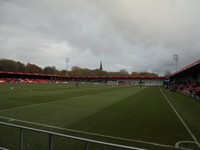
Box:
[0, 0, 200, 75]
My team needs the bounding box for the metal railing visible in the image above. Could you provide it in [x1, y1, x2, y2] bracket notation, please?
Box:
[0, 121, 146, 150]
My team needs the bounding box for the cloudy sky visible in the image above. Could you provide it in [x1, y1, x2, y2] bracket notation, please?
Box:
[0, 0, 200, 75]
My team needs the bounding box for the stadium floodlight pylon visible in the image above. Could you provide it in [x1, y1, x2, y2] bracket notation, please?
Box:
[173, 54, 179, 72]
[66, 58, 69, 76]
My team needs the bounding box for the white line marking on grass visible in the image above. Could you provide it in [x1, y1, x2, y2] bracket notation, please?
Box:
[0, 116, 190, 150]
[0, 95, 90, 113]
[175, 141, 197, 150]
[159, 88, 200, 149]
[0, 147, 9, 150]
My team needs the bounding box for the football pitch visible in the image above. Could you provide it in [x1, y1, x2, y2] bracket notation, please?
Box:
[0, 83, 200, 150]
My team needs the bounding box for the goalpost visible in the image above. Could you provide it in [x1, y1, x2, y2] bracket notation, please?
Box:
[107, 81, 119, 86]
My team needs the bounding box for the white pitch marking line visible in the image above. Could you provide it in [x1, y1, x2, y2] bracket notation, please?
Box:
[0, 115, 190, 150]
[0, 95, 90, 113]
[159, 88, 200, 149]
[175, 141, 197, 150]
[0, 147, 9, 150]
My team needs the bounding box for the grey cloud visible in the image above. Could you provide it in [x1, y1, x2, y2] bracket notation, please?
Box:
[0, 0, 200, 75]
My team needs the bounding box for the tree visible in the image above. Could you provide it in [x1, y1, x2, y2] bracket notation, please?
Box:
[69, 66, 82, 76]
[131, 72, 140, 76]
[0, 59, 18, 72]
[26, 63, 42, 73]
[140, 72, 158, 77]
[164, 71, 172, 77]
[43, 66, 57, 74]
[60, 70, 67, 76]
[119, 69, 129, 76]
[16, 61, 26, 72]
[131, 71, 159, 77]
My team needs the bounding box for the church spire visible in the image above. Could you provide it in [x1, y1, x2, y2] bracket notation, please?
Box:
[99, 61, 103, 71]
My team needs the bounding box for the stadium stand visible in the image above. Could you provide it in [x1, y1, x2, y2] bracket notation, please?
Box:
[169, 59, 200, 100]
[0, 71, 165, 85]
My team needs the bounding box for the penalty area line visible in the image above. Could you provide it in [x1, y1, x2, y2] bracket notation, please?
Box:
[159, 88, 200, 149]
[0, 115, 188, 150]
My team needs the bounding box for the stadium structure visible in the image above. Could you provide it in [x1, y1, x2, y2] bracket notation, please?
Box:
[0, 59, 200, 86]
[169, 59, 200, 82]
[0, 60, 164, 86]
[0, 71, 164, 86]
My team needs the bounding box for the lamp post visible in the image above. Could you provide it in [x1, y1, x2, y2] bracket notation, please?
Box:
[66, 58, 69, 76]
[173, 54, 179, 72]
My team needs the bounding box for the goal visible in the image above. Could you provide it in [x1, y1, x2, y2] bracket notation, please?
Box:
[107, 81, 118, 85]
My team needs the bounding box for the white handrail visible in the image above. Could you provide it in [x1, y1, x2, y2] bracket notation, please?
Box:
[0, 121, 146, 150]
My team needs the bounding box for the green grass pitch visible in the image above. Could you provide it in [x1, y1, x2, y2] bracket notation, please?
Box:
[0, 83, 200, 150]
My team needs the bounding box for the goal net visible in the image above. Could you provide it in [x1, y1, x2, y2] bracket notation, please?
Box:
[107, 81, 119, 85]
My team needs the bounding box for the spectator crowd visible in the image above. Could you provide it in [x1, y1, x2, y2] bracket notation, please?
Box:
[169, 81, 200, 100]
